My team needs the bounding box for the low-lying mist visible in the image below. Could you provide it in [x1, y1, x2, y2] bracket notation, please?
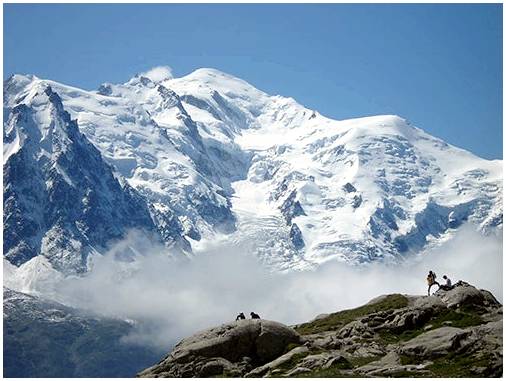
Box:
[5, 224, 503, 350]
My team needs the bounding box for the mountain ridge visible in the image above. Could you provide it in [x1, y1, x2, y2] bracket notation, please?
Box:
[3, 83, 169, 273]
[3, 68, 502, 274]
[3, 287, 164, 377]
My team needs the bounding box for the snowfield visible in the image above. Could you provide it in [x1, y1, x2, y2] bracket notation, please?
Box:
[3, 67, 503, 275]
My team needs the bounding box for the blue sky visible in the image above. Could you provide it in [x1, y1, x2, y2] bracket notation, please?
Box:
[4, 4, 502, 159]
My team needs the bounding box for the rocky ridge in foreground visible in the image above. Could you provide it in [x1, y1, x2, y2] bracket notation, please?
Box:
[139, 282, 502, 377]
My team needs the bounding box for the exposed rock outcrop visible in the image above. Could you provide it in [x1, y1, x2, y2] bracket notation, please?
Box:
[138, 283, 502, 377]
[138, 320, 301, 377]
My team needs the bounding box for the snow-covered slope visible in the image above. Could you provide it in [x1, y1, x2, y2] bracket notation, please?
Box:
[229, 114, 502, 268]
[165, 68, 502, 268]
[3, 80, 179, 273]
[3, 68, 502, 273]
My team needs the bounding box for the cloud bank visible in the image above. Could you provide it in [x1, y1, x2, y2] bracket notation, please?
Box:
[139, 66, 173, 82]
[5, 225, 502, 350]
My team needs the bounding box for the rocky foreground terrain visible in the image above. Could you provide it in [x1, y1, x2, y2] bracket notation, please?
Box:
[139, 282, 502, 377]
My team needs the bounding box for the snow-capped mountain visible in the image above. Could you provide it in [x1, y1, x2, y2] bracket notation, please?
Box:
[3, 81, 179, 274]
[3, 67, 502, 273]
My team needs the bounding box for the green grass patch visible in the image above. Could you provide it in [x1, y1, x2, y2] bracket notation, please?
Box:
[378, 328, 424, 344]
[296, 294, 409, 335]
[293, 364, 360, 378]
[267, 350, 335, 377]
[429, 309, 483, 330]
[282, 354, 380, 377]
[428, 352, 498, 377]
[349, 355, 382, 368]
[275, 352, 312, 373]
[399, 354, 424, 366]
[284, 342, 302, 353]
[385, 369, 421, 377]
[378, 308, 484, 345]
[211, 371, 234, 378]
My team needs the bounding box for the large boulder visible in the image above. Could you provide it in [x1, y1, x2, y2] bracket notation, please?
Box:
[245, 345, 309, 377]
[399, 326, 470, 358]
[435, 281, 500, 309]
[370, 295, 445, 333]
[138, 319, 301, 377]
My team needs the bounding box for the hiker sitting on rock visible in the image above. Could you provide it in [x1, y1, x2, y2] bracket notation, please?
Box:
[427, 270, 440, 296]
[438, 275, 453, 291]
[236, 312, 246, 321]
[250, 312, 261, 319]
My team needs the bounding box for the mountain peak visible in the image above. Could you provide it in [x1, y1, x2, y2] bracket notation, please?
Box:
[190, 67, 234, 78]
[126, 66, 174, 87]
[174, 67, 267, 98]
[5, 73, 38, 86]
[3, 67, 502, 273]
[42, 85, 65, 110]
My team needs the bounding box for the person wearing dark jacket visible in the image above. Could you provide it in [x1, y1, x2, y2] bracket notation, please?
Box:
[427, 270, 440, 296]
[250, 312, 260, 319]
[236, 312, 246, 321]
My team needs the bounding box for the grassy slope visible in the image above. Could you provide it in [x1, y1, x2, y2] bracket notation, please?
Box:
[295, 294, 409, 335]
[283, 294, 499, 378]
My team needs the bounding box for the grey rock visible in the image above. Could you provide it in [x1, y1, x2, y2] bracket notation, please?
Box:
[323, 354, 350, 369]
[374, 295, 444, 332]
[280, 190, 306, 225]
[352, 194, 363, 208]
[138, 285, 502, 378]
[245, 345, 308, 377]
[400, 326, 470, 358]
[435, 281, 501, 309]
[290, 223, 305, 249]
[138, 319, 301, 377]
[387, 308, 433, 332]
[461, 320, 503, 355]
[338, 320, 371, 339]
[199, 358, 240, 377]
[412, 295, 446, 311]
[304, 332, 341, 350]
[357, 351, 400, 374]
[298, 353, 333, 369]
[343, 182, 357, 193]
[357, 351, 432, 377]
[284, 366, 311, 377]
[353, 342, 386, 358]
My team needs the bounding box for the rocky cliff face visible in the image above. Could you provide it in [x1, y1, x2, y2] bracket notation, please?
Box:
[138, 282, 502, 378]
[3, 82, 185, 274]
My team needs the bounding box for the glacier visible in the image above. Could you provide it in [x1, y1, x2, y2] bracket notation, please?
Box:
[3, 67, 503, 275]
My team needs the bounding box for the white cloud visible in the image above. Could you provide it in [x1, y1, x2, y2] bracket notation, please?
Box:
[139, 66, 173, 82]
[5, 224, 502, 351]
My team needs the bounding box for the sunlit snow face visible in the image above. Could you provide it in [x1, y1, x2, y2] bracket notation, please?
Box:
[5, 224, 502, 350]
[5, 70, 502, 273]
